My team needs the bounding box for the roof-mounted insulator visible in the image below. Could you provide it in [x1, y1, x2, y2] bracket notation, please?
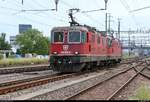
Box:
[22, 0, 23, 5]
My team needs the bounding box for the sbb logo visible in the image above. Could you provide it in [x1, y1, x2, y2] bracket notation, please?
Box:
[63, 45, 69, 51]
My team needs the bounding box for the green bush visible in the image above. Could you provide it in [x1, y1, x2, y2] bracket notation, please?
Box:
[0, 54, 3, 60]
[122, 53, 136, 59]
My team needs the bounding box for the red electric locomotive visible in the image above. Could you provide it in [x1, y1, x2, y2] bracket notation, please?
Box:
[49, 9, 122, 72]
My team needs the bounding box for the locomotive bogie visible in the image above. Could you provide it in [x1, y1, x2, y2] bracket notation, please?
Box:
[51, 63, 85, 73]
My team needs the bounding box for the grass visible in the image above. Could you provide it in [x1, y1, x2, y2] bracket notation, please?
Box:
[122, 53, 136, 59]
[0, 58, 49, 68]
[0, 53, 138, 68]
[144, 57, 150, 61]
[129, 84, 150, 100]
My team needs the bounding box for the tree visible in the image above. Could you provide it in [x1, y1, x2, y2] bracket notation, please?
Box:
[34, 36, 49, 55]
[16, 29, 49, 55]
[0, 33, 11, 50]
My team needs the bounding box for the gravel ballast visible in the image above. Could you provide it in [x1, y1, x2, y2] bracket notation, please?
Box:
[0, 70, 107, 100]
[0, 64, 49, 74]
[0, 70, 55, 85]
[70, 68, 137, 100]
[0, 63, 135, 100]
[113, 75, 150, 100]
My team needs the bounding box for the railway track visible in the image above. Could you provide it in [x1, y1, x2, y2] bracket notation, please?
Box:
[120, 56, 144, 64]
[106, 62, 150, 100]
[0, 73, 77, 95]
[0, 68, 103, 95]
[64, 59, 150, 100]
[0, 64, 50, 74]
[0, 57, 149, 99]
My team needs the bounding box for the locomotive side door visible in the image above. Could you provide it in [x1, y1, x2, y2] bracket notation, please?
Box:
[86, 32, 94, 62]
[101, 37, 107, 55]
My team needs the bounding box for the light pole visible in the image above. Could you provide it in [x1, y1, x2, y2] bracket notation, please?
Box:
[104, 0, 108, 10]
[20, 0, 59, 12]
[54, 0, 59, 11]
[104, 0, 108, 35]
[128, 28, 131, 56]
[22, 0, 23, 5]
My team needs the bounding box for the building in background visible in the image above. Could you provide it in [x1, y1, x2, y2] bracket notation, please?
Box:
[10, 36, 16, 46]
[9, 24, 32, 53]
[19, 24, 32, 34]
[9, 36, 19, 53]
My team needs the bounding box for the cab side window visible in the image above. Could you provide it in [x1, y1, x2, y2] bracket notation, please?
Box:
[81, 31, 87, 43]
[102, 38, 105, 46]
[107, 38, 112, 47]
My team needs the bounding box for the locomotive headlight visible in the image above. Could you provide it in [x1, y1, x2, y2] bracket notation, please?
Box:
[53, 52, 57, 54]
[75, 52, 79, 55]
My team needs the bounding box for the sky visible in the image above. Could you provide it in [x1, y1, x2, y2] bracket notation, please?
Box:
[0, 0, 150, 41]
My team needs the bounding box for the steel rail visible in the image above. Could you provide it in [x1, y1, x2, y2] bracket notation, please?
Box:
[0, 73, 59, 87]
[0, 57, 147, 96]
[139, 72, 150, 80]
[120, 57, 148, 65]
[0, 64, 50, 74]
[64, 61, 143, 100]
[0, 68, 99, 95]
[106, 65, 149, 100]
[0, 73, 76, 95]
[105, 59, 150, 100]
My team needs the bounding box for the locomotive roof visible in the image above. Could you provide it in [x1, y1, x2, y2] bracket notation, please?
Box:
[51, 26, 89, 31]
[51, 26, 107, 37]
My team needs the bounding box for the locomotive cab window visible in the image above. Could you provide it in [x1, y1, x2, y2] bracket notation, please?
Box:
[68, 31, 81, 43]
[52, 32, 64, 43]
[81, 31, 87, 43]
[107, 38, 112, 47]
[102, 38, 105, 46]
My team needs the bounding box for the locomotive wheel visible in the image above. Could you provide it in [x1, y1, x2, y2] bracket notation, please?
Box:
[117, 59, 121, 63]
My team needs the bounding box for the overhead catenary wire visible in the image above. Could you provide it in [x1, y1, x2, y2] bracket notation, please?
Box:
[12, 0, 68, 23]
[15, 7, 68, 23]
[129, 6, 150, 13]
[0, 22, 18, 28]
[60, 0, 106, 28]
[120, 0, 142, 30]
[81, 13, 105, 27]
[23, 11, 68, 23]
[81, 8, 105, 13]
[1, 0, 68, 27]
[0, 8, 54, 27]
[31, 0, 49, 9]
[123, 0, 148, 31]
[21, 9, 56, 12]
[95, 0, 103, 8]
[29, 0, 50, 14]
[60, 0, 106, 26]
[0, 11, 54, 28]
[21, 16, 52, 27]
[2, 0, 149, 33]
[0, 6, 19, 11]
[60, 0, 73, 8]
[0, 0, 114, 31]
